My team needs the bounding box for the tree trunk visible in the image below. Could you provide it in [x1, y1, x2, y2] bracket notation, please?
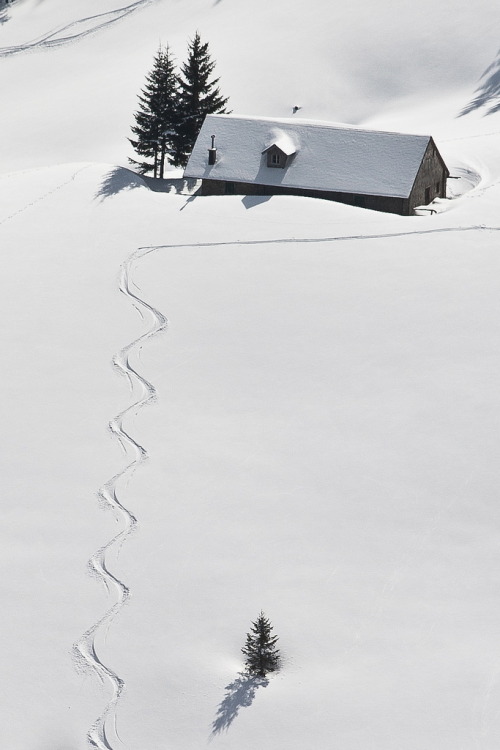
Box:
[159, 137, 166, 179]
[153, 146, 158, 179]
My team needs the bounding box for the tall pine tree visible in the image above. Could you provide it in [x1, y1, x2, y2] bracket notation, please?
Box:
[129, 45, 180, 178]
[241, 612, 281, 677]
[173, 32, 229, 167]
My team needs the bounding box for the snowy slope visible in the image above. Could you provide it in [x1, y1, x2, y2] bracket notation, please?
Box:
[2, 1, 500, 749]
[1, 0, 500, 173]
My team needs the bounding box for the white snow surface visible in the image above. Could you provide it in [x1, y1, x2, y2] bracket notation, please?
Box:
[2, 1, 500, 749]
[263, 129, 298, 157]
[184, 114, 433, 197]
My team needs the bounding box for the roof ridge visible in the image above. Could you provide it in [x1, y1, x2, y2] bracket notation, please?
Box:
[205, 113, 431, 140]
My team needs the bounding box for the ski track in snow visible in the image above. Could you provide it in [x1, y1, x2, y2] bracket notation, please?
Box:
[138, 224, 500, 254]
[69, 206, 499, 747]
[73, 245, 167, 750]
[0, 0, 155, 57]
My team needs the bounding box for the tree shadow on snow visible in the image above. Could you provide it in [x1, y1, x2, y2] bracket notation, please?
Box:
[142, 175, 201, 196]
[95, 166, 146, 201]
[96, 168, 201, 202]
[211, 672, 268, 736]
[459, 47, 500, 116]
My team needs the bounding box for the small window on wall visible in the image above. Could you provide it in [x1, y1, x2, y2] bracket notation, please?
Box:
[436, 180, 440, 193]
[271, 152, 281, 166]
[225, 181, 235, 195]
[425, 186, 431, 204]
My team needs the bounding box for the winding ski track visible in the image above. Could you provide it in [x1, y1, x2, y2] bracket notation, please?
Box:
[0, 0, 155, 57]
[73, 246, 167, 750]
[70, 211, 499, 748]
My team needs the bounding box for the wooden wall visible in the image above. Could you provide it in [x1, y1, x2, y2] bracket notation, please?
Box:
[409, 139, 449, 211]
[200, 141, 448, 216]
[200, 179, 408, 214]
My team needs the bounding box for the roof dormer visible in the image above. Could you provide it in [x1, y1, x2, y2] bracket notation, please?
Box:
[262, 131, 298, 168]
[263, 144, 288, 168]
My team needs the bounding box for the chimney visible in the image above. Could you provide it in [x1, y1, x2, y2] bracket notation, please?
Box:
[208, 134, 217, 165]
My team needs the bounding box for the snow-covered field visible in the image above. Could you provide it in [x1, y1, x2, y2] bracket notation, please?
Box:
[2, 1, 500, 748]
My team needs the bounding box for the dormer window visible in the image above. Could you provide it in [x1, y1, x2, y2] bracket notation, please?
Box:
[265, 145, 287, 168]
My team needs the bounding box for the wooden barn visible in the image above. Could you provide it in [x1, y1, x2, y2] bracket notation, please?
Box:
[183, 115, 449, 215]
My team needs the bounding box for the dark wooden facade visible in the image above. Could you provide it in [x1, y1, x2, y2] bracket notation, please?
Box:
[407, 138, 448, 211]
[199, 137, 448, 216]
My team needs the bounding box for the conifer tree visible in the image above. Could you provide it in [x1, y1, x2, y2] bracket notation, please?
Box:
[173, 31, 229, 167]
[241, 612, 281, 677]
[129, 45, 180, 178]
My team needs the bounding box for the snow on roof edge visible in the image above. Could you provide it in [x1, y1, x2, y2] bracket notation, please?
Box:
[205, 113, 432, 142]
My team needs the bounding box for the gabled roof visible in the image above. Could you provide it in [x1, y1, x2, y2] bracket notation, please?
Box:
[184, 114, 433, 199]
[262, 131, 297, 157]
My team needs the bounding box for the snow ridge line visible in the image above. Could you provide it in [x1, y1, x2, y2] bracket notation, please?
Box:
[0, 0, 154, 57]
[73, 245, 167, 750]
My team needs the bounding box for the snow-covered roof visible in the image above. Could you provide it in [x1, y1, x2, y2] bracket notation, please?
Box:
[184, 115, 432, 198]
[262, 129, 298, 156]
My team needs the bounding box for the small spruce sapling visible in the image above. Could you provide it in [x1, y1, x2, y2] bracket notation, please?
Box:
[241, 611, 281, 677]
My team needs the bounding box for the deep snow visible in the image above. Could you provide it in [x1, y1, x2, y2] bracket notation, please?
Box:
[1, 1, 500, 749]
